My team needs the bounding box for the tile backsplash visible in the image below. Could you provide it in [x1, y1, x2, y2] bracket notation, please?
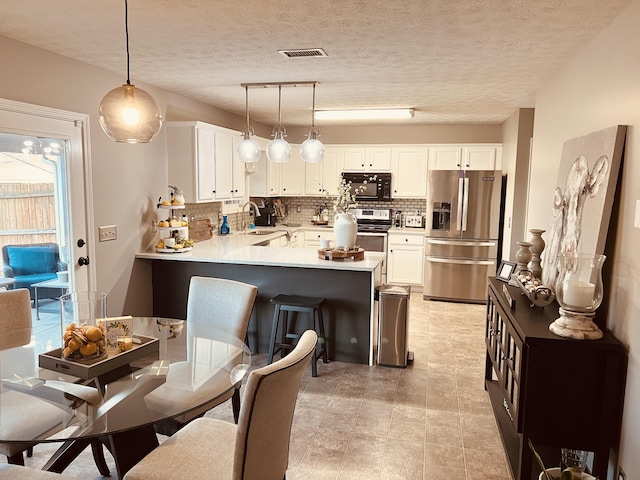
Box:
[164, 197, 427, 237]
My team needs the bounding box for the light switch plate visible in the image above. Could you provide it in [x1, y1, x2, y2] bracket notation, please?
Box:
[635, 200, 640, 228]
[99, 225, 117, 242]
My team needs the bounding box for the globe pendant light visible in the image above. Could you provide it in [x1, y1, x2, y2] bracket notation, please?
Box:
[266, 85, 291, 163]
[300, 82, 325, 163]
[98, 0, 162, 143]
[236, 86, 261, 163]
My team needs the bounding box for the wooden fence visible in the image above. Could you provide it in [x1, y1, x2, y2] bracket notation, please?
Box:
[0, 183, 57, 250]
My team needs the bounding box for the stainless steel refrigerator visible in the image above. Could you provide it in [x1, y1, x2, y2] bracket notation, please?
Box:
[423, 169, 503, 303]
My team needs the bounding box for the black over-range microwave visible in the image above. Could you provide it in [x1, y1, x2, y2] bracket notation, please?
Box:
[342, 172, 392, 201]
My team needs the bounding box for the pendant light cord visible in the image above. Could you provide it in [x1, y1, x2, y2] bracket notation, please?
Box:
[311, 83, 316, 128]
[277, 85, 282, 128]
[245, 86, 250, 128]
[125, 0, 131, 85]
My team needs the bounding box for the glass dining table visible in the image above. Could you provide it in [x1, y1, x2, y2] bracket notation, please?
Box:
[0, 317, 251, 478]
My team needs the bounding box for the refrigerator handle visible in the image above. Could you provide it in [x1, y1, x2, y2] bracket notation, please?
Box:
[462, 177, 469, 231]
[457, 177, 464, 231]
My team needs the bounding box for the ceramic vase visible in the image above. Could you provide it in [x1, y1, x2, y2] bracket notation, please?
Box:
[515, 241, 533, 274]
[528, 229, 546, 279]
[333, 213, 357, 249]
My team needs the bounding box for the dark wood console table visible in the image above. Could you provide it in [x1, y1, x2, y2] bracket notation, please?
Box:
[485, 277, 627, 480]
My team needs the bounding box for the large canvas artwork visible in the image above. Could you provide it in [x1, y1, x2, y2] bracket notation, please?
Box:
[541, 125, 626, 289]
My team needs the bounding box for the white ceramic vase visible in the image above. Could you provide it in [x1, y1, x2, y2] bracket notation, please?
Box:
[333, 213, 357, 249]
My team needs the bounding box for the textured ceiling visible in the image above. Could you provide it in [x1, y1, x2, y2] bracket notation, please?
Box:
[0, 0, 632, 126]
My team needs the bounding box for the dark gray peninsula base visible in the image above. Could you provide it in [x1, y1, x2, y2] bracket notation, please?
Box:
[149, 259, 379, 365]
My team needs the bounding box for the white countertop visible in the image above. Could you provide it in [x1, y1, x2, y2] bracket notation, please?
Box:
[136, 228, 384, 272]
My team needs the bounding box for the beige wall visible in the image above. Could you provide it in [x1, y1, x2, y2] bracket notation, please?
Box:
[501, 108, 534, 261]
[529, 2, 640, 477]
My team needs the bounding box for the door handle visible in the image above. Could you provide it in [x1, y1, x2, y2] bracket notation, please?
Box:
[78, 256, 90, 266]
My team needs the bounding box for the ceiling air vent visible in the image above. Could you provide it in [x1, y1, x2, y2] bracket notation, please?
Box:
[278, 48, 328, 58]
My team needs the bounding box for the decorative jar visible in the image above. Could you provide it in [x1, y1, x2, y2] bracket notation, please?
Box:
[528, 229, 546, 279]
[515, 241, 533, 274]
[333, 213, 357, 249]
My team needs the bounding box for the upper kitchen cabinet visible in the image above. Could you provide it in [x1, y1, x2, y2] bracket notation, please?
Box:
[250, 140, 304, 197]
[429, 145, 502, 171]
[391, 147, 428, 198]
[166, 121, 244, 203]
[280, 149, 304, 196]
[304, 147, 344, 196]
[343, 146, 392, 172]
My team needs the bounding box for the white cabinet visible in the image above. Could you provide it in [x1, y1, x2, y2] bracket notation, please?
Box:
[303, 228, 334, 248]
[289, 230, 302, 248]
[343, 146, 392, 172]
[280, 150, 304, 196]
[429, 145, 501, 171]
[391, 147, 428, 198]
[304, 146, 344, 196]
[231, 135, 246, 199]
[167, 121, 244, 203]
[250, 140, 303, 197]
[387, 232, 425, 285]
[463, 145, 501, 170]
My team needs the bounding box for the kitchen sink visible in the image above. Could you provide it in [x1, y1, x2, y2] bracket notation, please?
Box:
[245, 230, 275, 235]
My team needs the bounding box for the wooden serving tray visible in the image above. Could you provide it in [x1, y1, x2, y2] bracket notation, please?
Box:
[39, 335, 159, 380]
[318, 248, 365, 261]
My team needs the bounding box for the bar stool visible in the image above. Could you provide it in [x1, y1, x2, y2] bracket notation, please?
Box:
[267, 294, 328, 377]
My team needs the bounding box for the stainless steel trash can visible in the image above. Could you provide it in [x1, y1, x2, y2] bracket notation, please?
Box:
[376, 284, 411, 367]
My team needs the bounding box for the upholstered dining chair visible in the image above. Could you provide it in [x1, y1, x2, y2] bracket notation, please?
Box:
[124, 330, 316, 480]
[150, 276, 258, 434]
[0, 288, 67, 465]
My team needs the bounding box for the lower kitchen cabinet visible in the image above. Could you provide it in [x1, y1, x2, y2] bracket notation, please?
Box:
[386, 231, 424, 285]
[485, 277, 627, 480]
[303, 228, 333, 248]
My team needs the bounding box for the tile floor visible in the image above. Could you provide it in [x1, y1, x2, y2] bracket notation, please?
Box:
[4, 293, 511, 479]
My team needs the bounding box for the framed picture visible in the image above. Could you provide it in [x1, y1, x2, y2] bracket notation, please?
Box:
[496, 261, 516, 283]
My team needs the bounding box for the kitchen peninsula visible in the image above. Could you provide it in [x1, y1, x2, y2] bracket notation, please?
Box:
[136, 229, 384, 365]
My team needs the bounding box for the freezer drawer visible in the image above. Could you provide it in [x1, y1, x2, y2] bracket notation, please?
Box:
[425, 237, 498, 259]
[423, 256, 496, 303]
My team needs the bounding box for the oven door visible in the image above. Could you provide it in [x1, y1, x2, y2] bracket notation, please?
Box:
[356, 232, 388, 280]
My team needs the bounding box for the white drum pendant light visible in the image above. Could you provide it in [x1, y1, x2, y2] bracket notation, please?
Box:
[300, 82, 324, 163]
[237, 86, 261, 163]
[266, 85, 291, 163]
[98, 0, 162, 143]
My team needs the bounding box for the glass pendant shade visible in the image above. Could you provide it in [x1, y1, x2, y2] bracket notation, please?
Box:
[266, 133, 291, 163]
[99, 84, 163, 143]
[237, 136, 261, 163]
[237, 85, 261, 162]
[300, 136, 325, 163]
[300, 82, 324, 163]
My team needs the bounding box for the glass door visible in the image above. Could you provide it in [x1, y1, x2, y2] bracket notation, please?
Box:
[0, 99, 94, 322]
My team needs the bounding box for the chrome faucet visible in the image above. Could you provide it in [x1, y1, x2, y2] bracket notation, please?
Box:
[241, 201, 261, 231]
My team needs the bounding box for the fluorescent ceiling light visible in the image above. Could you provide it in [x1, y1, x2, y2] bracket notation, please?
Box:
[314, 108, 415, 121]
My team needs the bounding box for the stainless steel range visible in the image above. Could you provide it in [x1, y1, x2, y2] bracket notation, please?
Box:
[352, 208, 391, 281]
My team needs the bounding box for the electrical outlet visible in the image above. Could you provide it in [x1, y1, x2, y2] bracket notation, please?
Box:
[99, 225, 117, 242]
[618, 466, 626, 480]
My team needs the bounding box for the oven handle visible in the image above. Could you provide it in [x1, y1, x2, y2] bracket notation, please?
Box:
[426, 256, 495, 266]
[356, 231, 389, 236]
